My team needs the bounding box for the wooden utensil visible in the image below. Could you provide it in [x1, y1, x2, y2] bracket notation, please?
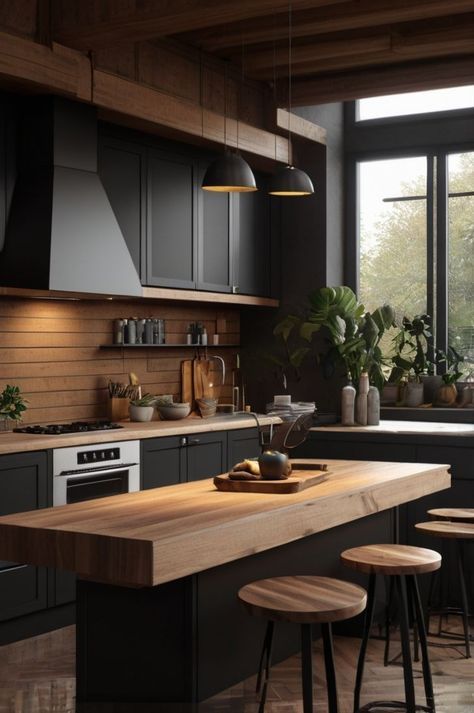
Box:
[181, 360, 194, 407]
[214, 469, 329, 494]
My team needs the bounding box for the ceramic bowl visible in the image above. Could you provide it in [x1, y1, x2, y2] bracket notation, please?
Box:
[157, 402, 191, 420]
[129, 404, 155, 422]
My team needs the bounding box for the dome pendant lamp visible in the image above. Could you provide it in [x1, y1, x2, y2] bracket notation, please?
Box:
[269, 3, 314, 197]
[202, 63, 257, 193]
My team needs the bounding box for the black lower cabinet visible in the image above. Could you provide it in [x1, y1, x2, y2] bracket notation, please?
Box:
[186, 431, 227, 482]
[227, 427, 261, 467]
[142, 436, 186, 490]
[76, 508, 394, 707]
[0, 451, 49, 621]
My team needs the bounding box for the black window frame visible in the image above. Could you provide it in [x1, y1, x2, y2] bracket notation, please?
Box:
[344, 100, 474, 360]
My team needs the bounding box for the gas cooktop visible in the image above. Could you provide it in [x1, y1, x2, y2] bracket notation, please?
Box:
[13, 421, 124, 435]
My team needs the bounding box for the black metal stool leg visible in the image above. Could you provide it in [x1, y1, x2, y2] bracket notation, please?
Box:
[257, 621, 274, 713]
[408, 584, 420, 663]
[354, 572, 376, 713]
[396, 575, 416, 713]
[256, 621, 274, 695]
[456, 540, 471, 659]
[408, 575, 436, 713]
[322, 623, 339, 713]
[384, 576, 395, 667]
[301, 624, 314, 713]
[425, 570, 438, 636]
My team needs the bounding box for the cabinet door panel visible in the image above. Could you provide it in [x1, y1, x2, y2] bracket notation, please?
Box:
[227, 428, 260, 468]
[197, 163, 232, 292]
[142, 437, 185, 490]
[233, 172, 271, 296]
[186, 432, 227, 482]
[98, 138, 144, 279]
[0, 451, 48, 621]
[147, 152, 197, 288]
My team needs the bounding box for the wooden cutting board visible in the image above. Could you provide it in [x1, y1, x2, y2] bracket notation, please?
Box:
[181, 360, 194, 406]
[193, 358, 213, 400]
[213, 469, 329, 494]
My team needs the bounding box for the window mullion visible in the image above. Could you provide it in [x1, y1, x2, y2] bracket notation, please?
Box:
[426, 155, 435, 363]
[436, 153, 448, 362]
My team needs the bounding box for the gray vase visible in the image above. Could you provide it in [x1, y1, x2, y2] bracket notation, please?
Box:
[404, 382, 424, 407]
[420, 375, 443, 404]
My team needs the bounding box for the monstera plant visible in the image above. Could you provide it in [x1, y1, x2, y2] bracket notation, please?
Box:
[274, 286, 397, 391]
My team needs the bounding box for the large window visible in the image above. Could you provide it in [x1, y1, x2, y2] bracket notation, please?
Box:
[358, 151, 474, 376]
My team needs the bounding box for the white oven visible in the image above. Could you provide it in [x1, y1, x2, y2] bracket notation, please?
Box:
[53, 440, 140, 506]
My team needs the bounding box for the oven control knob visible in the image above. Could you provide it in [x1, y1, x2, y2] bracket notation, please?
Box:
[82, 453, 89, 463]
[100, 451, 106, 460]
[92, 452, 97, 460]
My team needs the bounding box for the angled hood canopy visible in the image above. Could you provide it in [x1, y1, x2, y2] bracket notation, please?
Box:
[0, 97, 141, 296]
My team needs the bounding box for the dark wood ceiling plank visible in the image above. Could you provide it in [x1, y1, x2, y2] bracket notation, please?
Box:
[52, 0, 344, 50]
[248, 18, 474, 79]
[188, 0, 474, 52]
[290, 56, 474, 105]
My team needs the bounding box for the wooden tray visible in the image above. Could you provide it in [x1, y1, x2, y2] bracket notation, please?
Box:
[214, 469, 329, 494]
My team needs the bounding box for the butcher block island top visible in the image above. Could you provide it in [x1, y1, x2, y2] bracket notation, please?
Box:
[0, 459, 450, 588]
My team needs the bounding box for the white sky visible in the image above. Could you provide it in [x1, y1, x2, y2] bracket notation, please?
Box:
[358, 86, 474, 247]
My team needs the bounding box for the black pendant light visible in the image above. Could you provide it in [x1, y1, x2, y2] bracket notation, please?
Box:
[269, 2, 314, 197]
[202, 62, 257, 193]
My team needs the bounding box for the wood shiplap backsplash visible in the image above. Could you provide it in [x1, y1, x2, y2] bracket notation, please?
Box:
[0, 296, 240, 424]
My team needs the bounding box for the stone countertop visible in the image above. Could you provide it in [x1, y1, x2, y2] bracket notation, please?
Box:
[0, 459, 451, 587]
[311, 420, 474, 436]
[0, 414, 279, 455]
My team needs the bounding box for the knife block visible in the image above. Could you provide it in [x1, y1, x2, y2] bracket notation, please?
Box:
[108, 397, 130, 422]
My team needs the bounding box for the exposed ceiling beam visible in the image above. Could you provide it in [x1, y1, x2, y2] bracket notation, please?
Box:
[290, 56, 474, 106]
[187, 0, 474, 52]
[52, 0, 344, 50]
[247, 19, 474, 79]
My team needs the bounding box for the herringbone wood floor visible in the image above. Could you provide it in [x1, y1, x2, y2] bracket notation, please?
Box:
[0, 623, 472, 713]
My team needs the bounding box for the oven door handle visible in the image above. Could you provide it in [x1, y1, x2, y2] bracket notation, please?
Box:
[67, 476, 125, 490]
[59, 465, 138, 479]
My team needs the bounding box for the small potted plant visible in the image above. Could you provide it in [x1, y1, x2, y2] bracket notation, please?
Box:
[0, 385, 28, 430]
[435, 347, 464, 406]
[129, 393, 156, 422]
[390, 314, 432, 406]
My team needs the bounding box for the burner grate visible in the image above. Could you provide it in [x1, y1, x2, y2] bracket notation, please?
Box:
[14, 421, 124, 435]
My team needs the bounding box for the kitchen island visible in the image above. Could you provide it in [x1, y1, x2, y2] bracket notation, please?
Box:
[0, 459, 450, 710]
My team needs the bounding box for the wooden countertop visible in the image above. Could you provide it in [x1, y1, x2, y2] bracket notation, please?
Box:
[0, 459, 450, 588]
[0, 414, 278, 455]
[311, 420, 474, 436]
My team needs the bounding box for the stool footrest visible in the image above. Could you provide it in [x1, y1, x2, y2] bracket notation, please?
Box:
[357, 702, 432, 712]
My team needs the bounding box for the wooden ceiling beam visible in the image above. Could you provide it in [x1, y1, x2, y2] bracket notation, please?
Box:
[290, 56, 474, 106]
[0, 29, 90, 99]
[190, 0, 474, 52]
[52, 0, 344, 50]
[248, 19, 474, 79]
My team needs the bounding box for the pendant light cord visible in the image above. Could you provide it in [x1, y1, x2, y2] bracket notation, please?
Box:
[288, 1, 292, 166]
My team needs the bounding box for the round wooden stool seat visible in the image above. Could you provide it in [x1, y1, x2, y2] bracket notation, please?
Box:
[238, 575, 367, 624]
[416, 520, 474, 539]
[428, 508, 474, 523]
[341, 544, 441, 575]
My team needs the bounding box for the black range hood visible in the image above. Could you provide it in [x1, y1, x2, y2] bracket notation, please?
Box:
[0, 97, 141, 296]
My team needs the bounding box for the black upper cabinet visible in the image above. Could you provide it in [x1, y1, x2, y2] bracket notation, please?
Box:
[0, 451, 49, 622]
[146, 149, 197, 289]
[233, 172, 273, 297]
[98, 129, 276, 297]
[197, 163, 233, 293]
[98, 137, 145, 280]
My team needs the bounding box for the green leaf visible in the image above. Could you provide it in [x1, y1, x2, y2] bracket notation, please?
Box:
[273, 315, 300, 342]
[300, 321, 322, 342]
[289, 347, 311, 368]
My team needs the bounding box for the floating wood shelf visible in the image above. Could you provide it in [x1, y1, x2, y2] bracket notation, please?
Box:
[99, 343, 240, 349]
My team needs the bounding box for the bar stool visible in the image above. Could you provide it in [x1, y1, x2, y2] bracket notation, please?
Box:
[416, 520, 474, 658]
[341, 544, 441, 713]
[427, 508, 474, 523]
[238, 575, 367, 713]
